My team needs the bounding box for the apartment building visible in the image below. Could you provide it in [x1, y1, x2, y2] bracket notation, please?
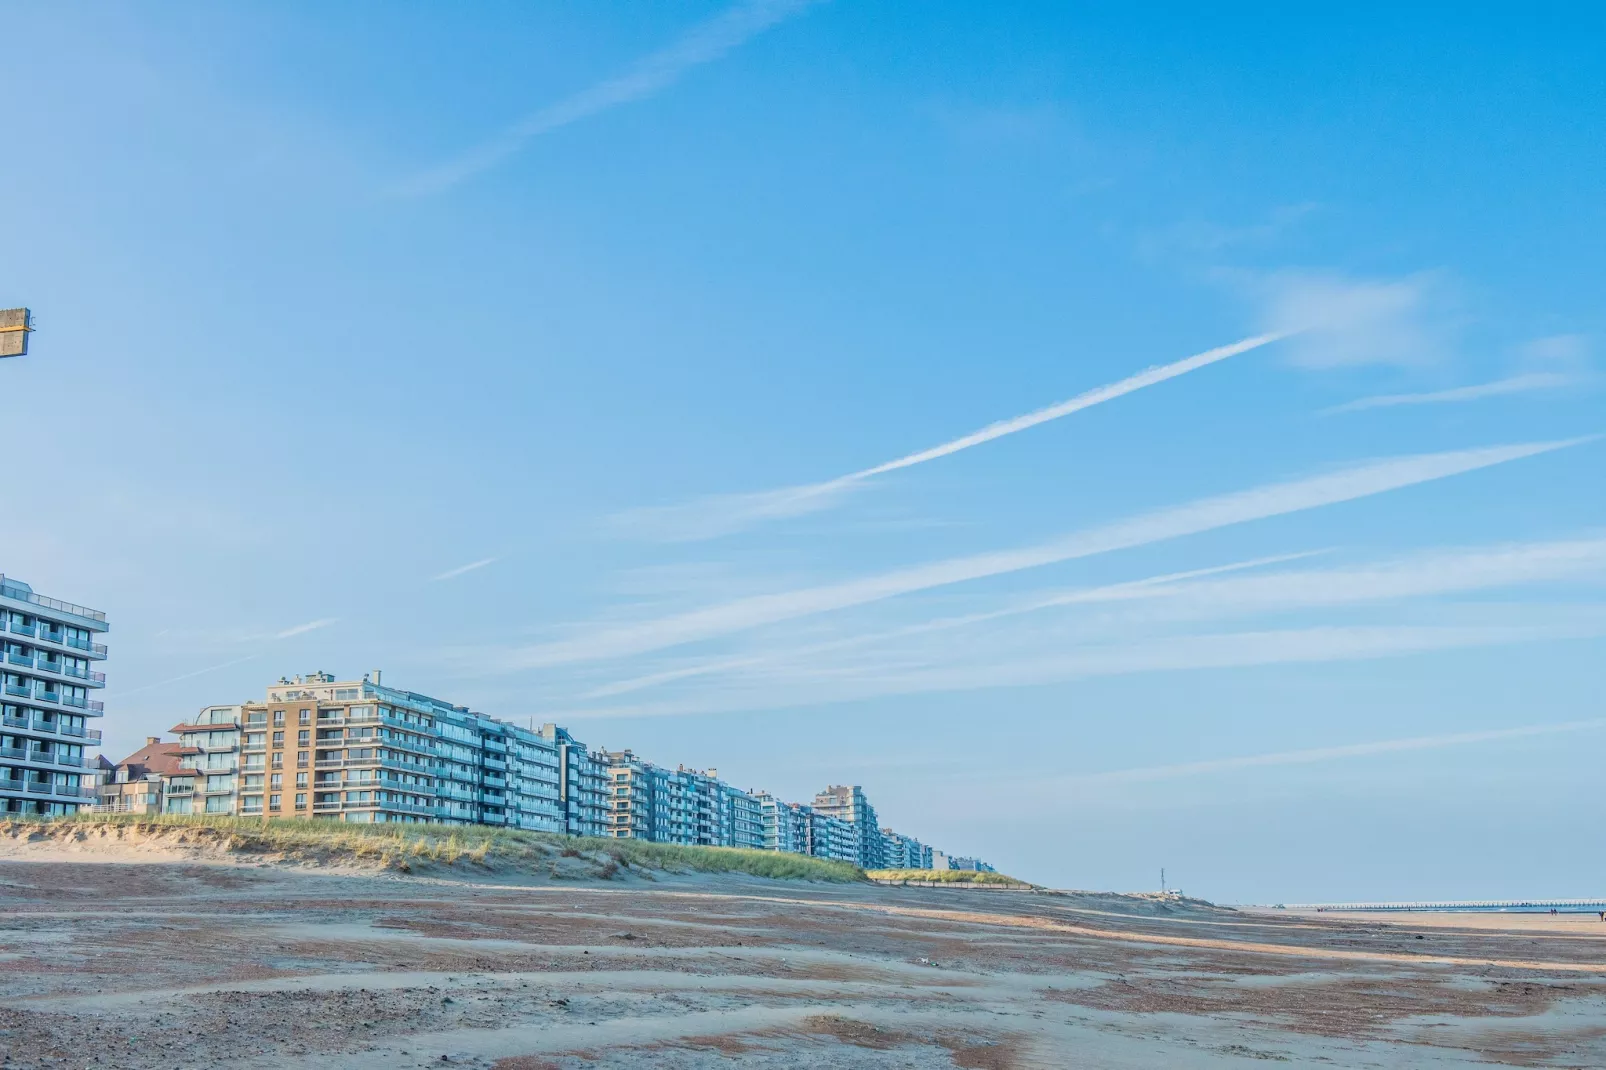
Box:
[725, 782, 764, 850]
[150, 671, 984, 868]
[598, 750, 768, 849]
[164, 705, 243, 814]
[755, 792, 808, 854]
[538, 723, 607, 838]
[879, 828, 933, 869]
[95, 737, 184, 815]
[0, 575, 107, 816]
[813, 784, 883, 869]
[164, 674, 604, 829]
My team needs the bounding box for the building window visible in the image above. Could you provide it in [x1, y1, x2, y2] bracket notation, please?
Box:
[295, 772, 307, 788]
[294, 793, 306, 809]
[270, 773, 282, 789]
[269, 794, 281, 809]
[296, 751, 308, 768]
[270, 752, 283, 769]
[299, 708, 311, 725]
[297, 729, 309, 745]
[271, 731, 283, 746]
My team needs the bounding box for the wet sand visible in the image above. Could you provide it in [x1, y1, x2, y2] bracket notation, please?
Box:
[2, 857, 1605, 1068]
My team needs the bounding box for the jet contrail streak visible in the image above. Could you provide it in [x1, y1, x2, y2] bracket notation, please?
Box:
[618, 332, 1292, 539]
[848, 332, 1290, 482]
[525, 435, 1590, 667]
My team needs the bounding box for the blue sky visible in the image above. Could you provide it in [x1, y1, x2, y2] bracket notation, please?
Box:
[4, 2, 1603, 901]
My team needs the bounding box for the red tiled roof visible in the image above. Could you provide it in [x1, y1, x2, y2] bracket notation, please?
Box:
[109, 740, 188, 778]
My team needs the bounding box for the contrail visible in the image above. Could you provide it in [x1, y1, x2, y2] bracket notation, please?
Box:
[1056, 718, 1606, 787]
[618, 332, 1292, 540]
[583, 550, 1323, 698]
[850, 332, 1289, 481]
[517, 435, 1591, 668]
[1325, 372, 1577, 414]
[117, 655, 261, 698]
[395, 0, 821, 195]
[432, 558, 498, 582]
[273, 618, 338, 640]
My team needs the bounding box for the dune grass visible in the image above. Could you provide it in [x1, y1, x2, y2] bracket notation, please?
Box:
[866, 868, 1033, 887]
[3, 812, 864, 882]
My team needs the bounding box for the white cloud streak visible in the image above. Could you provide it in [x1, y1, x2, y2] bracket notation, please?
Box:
[514, 436, 1589, 669]
[117, 655, 262, 698]
[395, 0, 820, 195]
[616, 332, 1290, 540]
[585, 534, 1606, 699]
[1258, 271, 1453, 369]
[556, 617, 1605, 721]
[432, 558, 499, 582]
[272, 618, 339, 640]
[1327, 372, 1577, 414]
[584, 551, 1324, 698]
[1054, 718, 1606, 787]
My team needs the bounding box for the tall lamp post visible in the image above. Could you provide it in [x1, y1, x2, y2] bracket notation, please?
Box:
[0, 308, 32, 358]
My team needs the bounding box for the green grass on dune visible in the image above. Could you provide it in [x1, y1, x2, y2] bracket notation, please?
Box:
[5, 813, 865, 883]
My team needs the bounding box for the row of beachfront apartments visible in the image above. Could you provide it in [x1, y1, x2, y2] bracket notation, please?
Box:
[0, 575, 988, 870]
[100, 671, 986, 870]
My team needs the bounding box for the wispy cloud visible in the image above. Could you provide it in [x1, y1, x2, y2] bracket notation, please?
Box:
[615, 332, 1290, 541]
[586, 535, 1606, 699]
[1052, 718, 1606, 788]
[555, 617, 1606, 721]
[273, 617, 339, 640]
[117, 655, 262, 698]
[1326, 372, 1577, 413]
[584, 551, 1324, 698]
[513, 436, 1589, 669]
[431, 558, 499, 582]
[1256, 271, 1455, 369]
[395, 0, 820, 195]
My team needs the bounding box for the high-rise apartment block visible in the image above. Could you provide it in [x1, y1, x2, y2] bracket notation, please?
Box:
[0, 576, 107, 816]
[599, 750, 766, 849]
[158, 673, 604, 828]
[813, 784, 883, 869]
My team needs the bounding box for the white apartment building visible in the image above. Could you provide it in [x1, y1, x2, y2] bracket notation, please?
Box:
[0, 575, 108, 816]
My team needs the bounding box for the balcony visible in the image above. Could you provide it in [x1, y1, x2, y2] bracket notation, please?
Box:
[6, 650, 33, 668]
[0, 745, 24, 760]
[6, 620, 35, 638]
[4, 682, 29, 698]
[1, 711, 26, 729]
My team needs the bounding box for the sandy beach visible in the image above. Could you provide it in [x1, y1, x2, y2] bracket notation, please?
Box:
[3, 844, 1605, 1069]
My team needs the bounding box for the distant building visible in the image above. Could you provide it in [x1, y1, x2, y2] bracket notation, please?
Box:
[166, 673, 606, 828]
[812, 784, 883, 869]
[164, 704, 244, 815]
[879, 828, 930, 869]
[538, 723, 606, 837]
[95, 737, 184, 814]
[0, 575, 107, 816]
[600, 750, 764, 848]
[755, 792, 810, 854]
[154, 672, 989, 868]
